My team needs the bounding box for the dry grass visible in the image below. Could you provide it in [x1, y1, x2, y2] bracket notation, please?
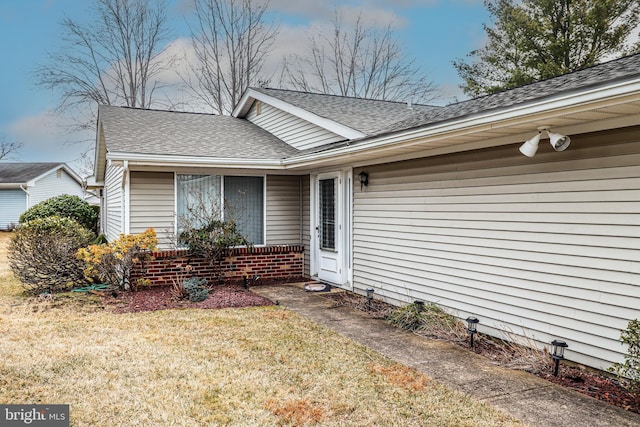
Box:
[0, 232, 521, 426]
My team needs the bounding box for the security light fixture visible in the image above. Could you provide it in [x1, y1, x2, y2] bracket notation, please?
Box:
[519, 126, 571, 157]
[366, 288, 375, 311]
[466, 317, 479, 349]
[358, 171, 369, 190]
[551, 339, 568, 377]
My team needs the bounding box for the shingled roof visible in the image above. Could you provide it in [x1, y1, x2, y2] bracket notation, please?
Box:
[250, 87, 442, 136]
[0, 162, 67, 184]
[385, 52, 640, 134]
[99, 106, 300, 159]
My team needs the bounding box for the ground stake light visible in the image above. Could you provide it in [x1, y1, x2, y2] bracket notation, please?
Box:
[466, 317, 479, 349]
[551, 339, 568, 377]
[366, 288, 375, 311]
[414, 300, 424, 313]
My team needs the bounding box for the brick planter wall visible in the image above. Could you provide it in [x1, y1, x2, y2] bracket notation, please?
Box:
[131, 245, 305, 287]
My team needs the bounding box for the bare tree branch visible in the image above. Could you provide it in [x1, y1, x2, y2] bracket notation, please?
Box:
[182, 0, 278, 114]
[35, 0, 173, 118]
[280, 11, 438, 103]
[0, 137, 22, 161]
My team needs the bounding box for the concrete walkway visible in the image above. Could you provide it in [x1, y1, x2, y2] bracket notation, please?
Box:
[252, 284, 640, 427]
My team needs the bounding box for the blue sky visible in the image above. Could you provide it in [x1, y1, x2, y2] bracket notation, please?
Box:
[0, 0, 489, 173]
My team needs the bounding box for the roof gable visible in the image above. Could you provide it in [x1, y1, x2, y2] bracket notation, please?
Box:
[0, 163, 81, 185]
[235, 87, 442, 138]
[98, 106, 300, 160]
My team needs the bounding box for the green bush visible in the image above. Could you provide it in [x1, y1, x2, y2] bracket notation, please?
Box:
[609, 319, 640, 393]
[20, 194, 98, 233]
[8, 216, 95, 294]
[183, 277, 209, 302]
[179, 219, 249, 284]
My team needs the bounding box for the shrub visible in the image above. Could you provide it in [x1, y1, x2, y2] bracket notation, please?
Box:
[20, 194, 98, 233]
[183, 277, 209, 302]
[609, 319, 640, 393]
[179, 219, 249, 284]
[77, 229, 157, 291]
[387, 301, 467, 343]
[8, 216, 95, 294]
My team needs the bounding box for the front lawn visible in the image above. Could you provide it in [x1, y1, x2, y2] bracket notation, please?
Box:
[0, 232, 521, 426]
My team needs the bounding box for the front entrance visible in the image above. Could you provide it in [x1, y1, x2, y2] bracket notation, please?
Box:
[312, 170, 352, 287]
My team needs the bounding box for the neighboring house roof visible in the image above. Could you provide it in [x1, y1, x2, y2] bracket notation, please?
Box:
[246, 87, 442, 136]
[0, 162, 83, 187]
[99, 105, 300, 159]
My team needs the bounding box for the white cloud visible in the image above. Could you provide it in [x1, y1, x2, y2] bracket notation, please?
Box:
[5, 110, 93, 173]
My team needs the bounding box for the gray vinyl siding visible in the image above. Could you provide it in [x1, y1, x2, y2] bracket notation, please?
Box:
[104, 163, 124, 241]
[266, 175, 302, 245]
[352, 129, 640, 371]
[129, 172, 174, 246]
[29, 169, 84, 207]
[247, 102, 344, 150]
[302, 175, 310, 277]
[0, 189, 26, 230]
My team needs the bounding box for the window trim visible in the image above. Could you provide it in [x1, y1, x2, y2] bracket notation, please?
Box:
[174, 172, 266, 246]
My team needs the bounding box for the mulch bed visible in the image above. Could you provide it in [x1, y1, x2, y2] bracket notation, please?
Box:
[106, 284, 274, 314]
[323, 290, 640, 415]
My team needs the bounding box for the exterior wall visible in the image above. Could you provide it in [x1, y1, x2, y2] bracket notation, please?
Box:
[247, 102, 344, 150]
[104, 162, 124, 241]
[129, 171, 175, 246]
[131, 245, 305, 287]
[0, 189, 26, 230]
[266, 175, 302, 245]
[29, 168, 84, 207]
[352, 128, 640, 371]
[302, 175, 311, 277]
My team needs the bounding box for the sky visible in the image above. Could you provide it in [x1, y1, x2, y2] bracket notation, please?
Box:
[0, 0, 490, 175]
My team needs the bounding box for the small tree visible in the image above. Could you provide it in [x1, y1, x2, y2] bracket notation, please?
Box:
[609, 319, 640, 393]
[20, 194, 98, 233]
[9, 216, 95, 294]
[77, 228, 157, 291]
[175, 187, 249, 284]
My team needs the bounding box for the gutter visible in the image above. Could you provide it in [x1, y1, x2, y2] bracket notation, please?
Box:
[282, 78, 640, 167]
[20, 184, 30, 210]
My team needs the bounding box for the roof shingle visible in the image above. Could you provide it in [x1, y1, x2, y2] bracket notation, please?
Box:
[99, 106, 300, 159]
[0, 163, 65, 184]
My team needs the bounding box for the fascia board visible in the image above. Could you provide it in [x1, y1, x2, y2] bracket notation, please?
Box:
[234, 88, 366, 140]
[0, 183, 23, 189]
[232, 90, 256, 117]
[283, 79, 640, 167]
[106, 151, 286, 169]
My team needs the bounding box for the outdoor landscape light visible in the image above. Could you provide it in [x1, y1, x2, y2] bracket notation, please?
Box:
[366, 288, 375, 311]
[414, 300, 424, 313]
[466, 317, 479, 349]
[551, 339, 568, 377]
[519, 126, 570, 157]
[358, 171, 369, 190]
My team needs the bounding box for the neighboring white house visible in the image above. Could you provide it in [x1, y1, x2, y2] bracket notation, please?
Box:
[93, 53, 640, 372]
[0, 162, 85, 230]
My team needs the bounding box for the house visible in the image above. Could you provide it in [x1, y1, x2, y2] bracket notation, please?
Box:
[0, 162, 85, 230]
[93, 53, 640, 372]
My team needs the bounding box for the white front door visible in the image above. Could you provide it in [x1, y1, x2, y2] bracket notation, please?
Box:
[313, 171, 351, 286]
